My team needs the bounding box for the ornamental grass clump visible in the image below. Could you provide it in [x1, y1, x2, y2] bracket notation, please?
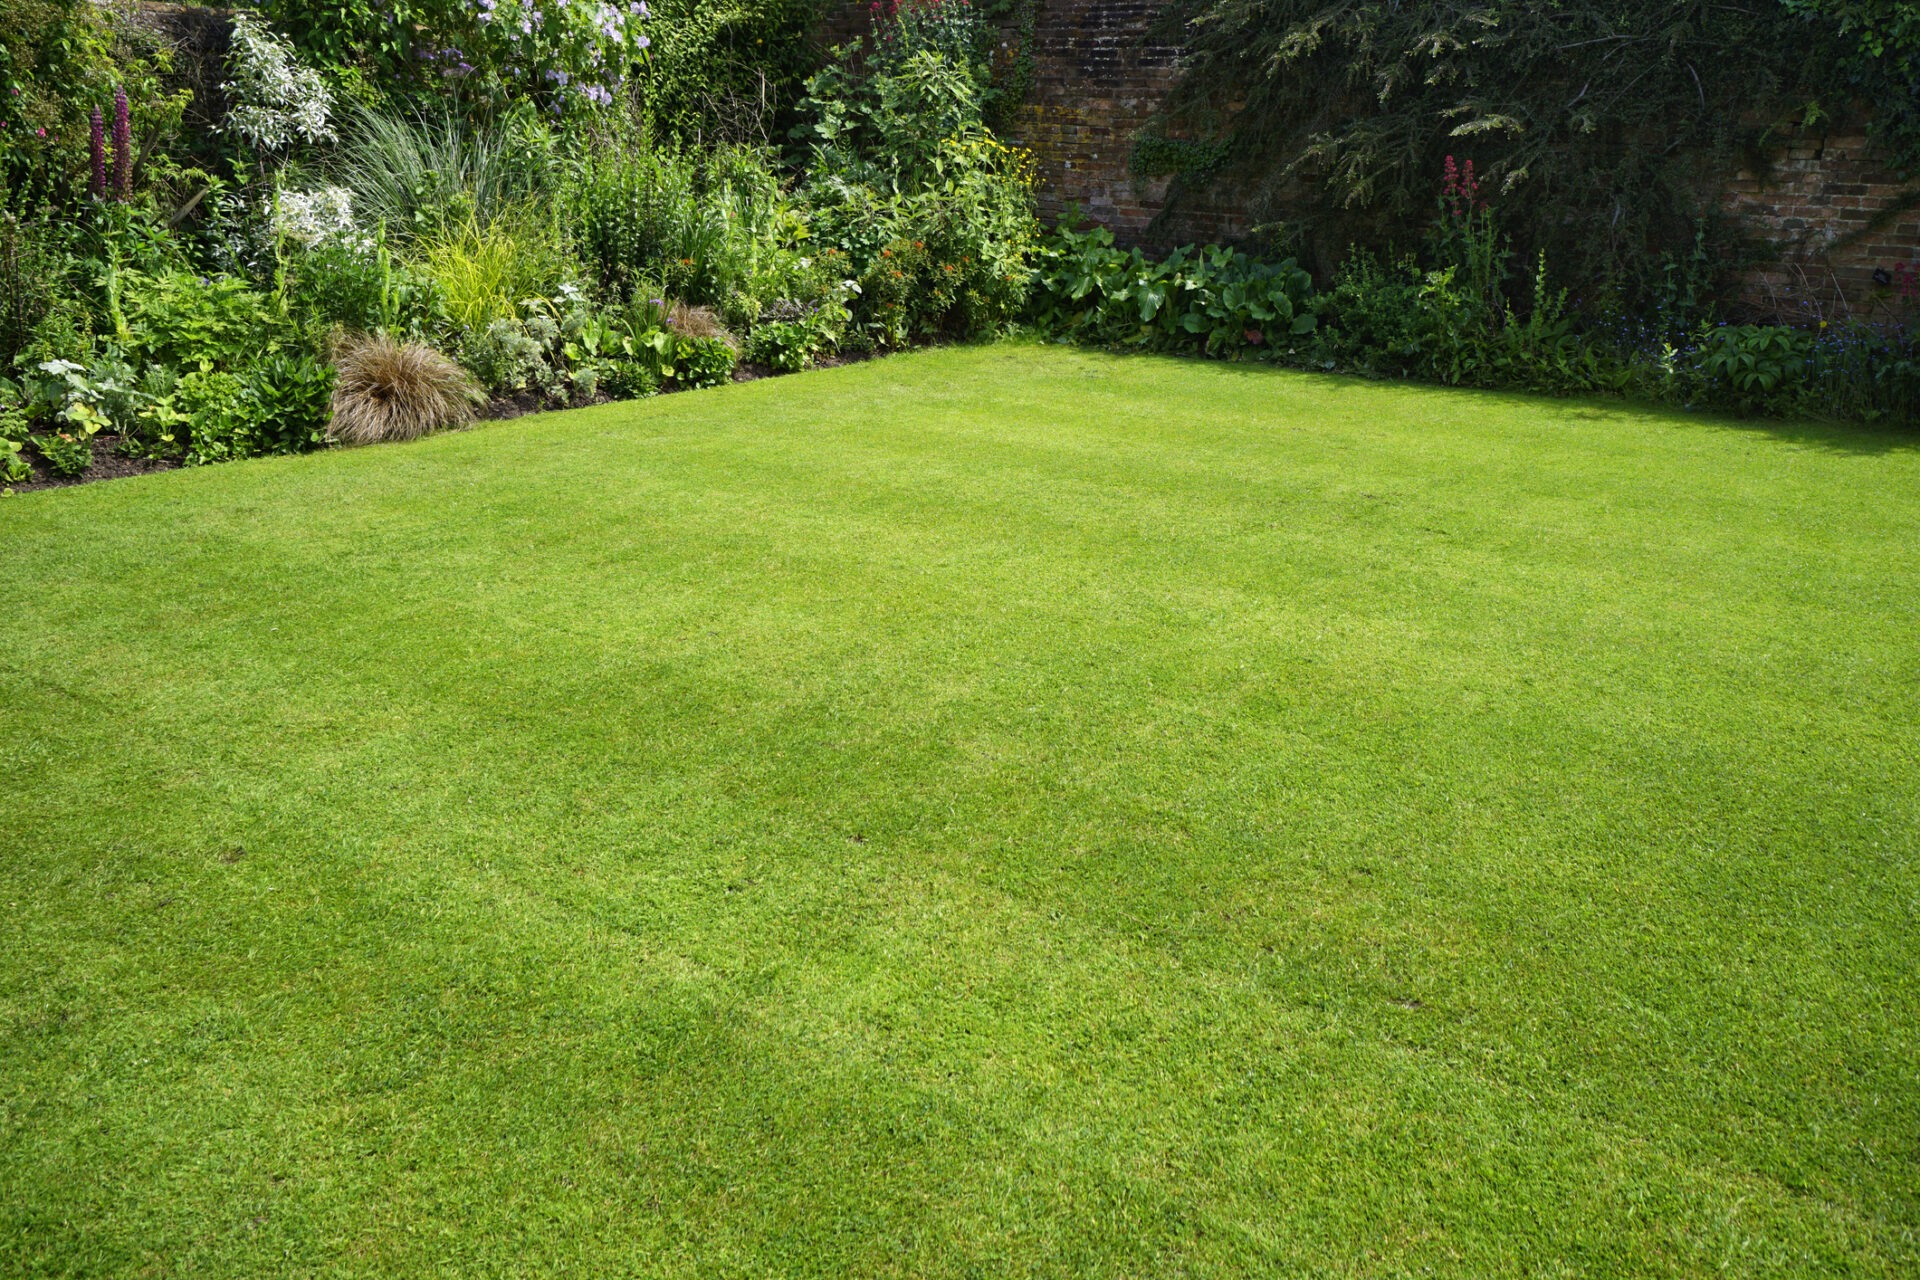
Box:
[328, 334, 482, 445]
[666, 302, 735, 348]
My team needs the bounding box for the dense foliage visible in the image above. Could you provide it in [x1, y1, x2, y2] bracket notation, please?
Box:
[1144, 0, 1919, 311]
[794, 0, 1038, 344]
[1032, 157, 1920, 423]
[0, 0, 1052, 489]
[638, 0, 825, 142]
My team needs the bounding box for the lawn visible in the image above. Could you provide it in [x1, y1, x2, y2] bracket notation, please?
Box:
[2, 344, 1916, 1277]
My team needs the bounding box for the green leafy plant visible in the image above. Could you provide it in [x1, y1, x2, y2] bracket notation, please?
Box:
[0, 392, 28, 445]
[1029, 220, 1315, 359]
[797, 0, 993, 192]
[174, 370, 253, 466]
[602, 359, 662, 399]
[28, 429, 91, 477]
[0, 394, 33, 485]
[120, 271, 286, 371]
[0, 436, 28, 486]
[245, 351, 337, 454]
[1699, 324, 1814, 411]
[747, 317, 829, 372]
[674, 335, 738, 388]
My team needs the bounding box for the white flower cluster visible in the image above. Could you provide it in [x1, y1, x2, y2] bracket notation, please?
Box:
[222, 12, 335, 151]
[273, 186, 373, 254]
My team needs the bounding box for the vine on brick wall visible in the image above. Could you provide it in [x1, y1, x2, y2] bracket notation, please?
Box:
[641, 0, 826, 144]
[1142, 1, 1914, 310]
[989, 0, 1040, 129]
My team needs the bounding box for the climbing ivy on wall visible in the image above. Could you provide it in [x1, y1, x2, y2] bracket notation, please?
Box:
[1143, 1, 1912, 308]
[1786, 2, 1920, 164]
[639, 0, 826, 143]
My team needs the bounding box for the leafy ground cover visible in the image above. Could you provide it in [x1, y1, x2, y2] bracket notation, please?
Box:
[2, 344, 1917, 1277]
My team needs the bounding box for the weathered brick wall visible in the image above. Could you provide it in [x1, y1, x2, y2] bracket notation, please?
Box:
[1724, 131, 1920, 320]
[994, 0, 1245, 245]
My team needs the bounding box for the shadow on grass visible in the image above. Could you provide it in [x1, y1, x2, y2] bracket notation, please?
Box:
[1070, 345, 1920, 458]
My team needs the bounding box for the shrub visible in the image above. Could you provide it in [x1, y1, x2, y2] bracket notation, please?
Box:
[1698, 324, 1814, 412]
[174, 371, 254, 467]
[602, 359, 661, 399]
[797, 0, 993, 191]
[329, 333, 482, 444]
[1307, 253, 1427, 375]
[831, 140, 1037, 347]
[252, 0, 648, 114]
[746, 316, 828, 372]
[222, 11, 336, 154]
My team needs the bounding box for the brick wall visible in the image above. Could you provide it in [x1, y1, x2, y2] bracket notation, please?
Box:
[993, 0, 1246, 245]
[1723, 131, 1920, 320]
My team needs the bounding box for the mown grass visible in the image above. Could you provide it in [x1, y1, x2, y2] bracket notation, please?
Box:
[2, 344, 1916, 1277]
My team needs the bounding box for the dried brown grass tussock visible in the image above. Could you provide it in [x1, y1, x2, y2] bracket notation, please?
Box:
[329, 333, 484, 445]
[666, 303, 737, 350]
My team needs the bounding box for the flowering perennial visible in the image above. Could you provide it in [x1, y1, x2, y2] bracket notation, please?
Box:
[480, 0, 650, 111]
[272, 187, 373, 254]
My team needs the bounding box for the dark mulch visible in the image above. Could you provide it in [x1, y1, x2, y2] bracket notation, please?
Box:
[476, 351, 875, 418]
[5, 435, 179, 496]
[475, 390, 566, 422]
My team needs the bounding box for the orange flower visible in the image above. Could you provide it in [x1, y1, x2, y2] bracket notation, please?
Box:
[913, 240, 924, 250]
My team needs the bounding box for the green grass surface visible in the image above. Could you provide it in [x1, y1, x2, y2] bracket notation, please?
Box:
[2, 344, 1917, 1277]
